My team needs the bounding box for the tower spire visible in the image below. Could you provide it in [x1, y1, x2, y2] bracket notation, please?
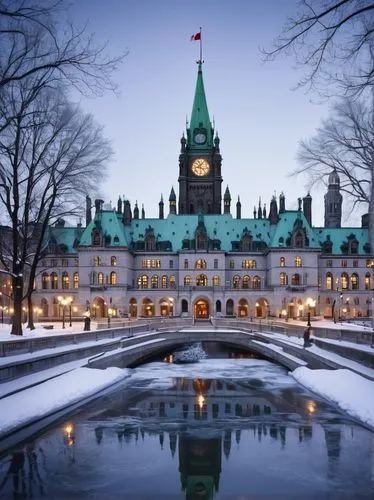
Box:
[188, 60, 213, 147]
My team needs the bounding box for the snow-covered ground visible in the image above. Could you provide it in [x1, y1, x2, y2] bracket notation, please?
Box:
[0, 319, 373, 439]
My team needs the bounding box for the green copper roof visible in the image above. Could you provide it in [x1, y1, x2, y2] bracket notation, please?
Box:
[314, 227, 369, 255]
[188, 63, 213, 147]
[269, 211, 320, 249]
[79, 210, 128, 247]
[46, 226, 83, 254]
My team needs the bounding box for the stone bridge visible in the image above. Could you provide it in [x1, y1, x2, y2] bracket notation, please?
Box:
[88, 326, 341, 372]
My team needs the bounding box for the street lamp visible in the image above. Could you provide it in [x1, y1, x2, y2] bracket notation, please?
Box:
[367, 260, 374, 330]
[107, 307, 113, 327]
[305, 297, 316, 327]
[58, 296, 73, 329]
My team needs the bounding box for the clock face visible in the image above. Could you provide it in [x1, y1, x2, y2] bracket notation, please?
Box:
[194, 132, 206, 144]
[192, 158, 210, 176]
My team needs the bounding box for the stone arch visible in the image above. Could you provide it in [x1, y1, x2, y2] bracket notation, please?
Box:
[215, 300, 222, 314]
[142, 297, 155, 317]
[181, 299, 189, 314]
[194, 297, 210, 319]
[238, 298, 249, 317]
[40, 298, 49, 317]
[159, 297, 173, 317]
[255, 297, 269, 318]
[226, 298, 234, 316]
[92, 296, 105, 318]
[129, 298, 137, 318]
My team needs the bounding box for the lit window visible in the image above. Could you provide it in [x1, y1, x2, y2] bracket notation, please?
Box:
[213, 275, 220, 286]
[110, 272, 117, 285]
[195, 259, 207, 269]
[111, 256, 117, 266]
[184, 275, 191, 286]
[280, 257, 285, 267]
[280, 272, 287, 286]
[252, 276, 261, 289]
[291, 274, 300, 286]
[98, 272, 104, 285]
[326, 273, 333, 290]
[169, 275, 176, 288]
[351, 273, 359, 290]
[42, 273, 49, 290]
[161, 275, 168, 288]
[341, 273, 349, 289]
[233, 275, 240, 289]
[196, 274, 207, 286]
[62, 272, 69, 289]
[242, 275, 250, 289]
[73, 272, 79, 289]
[94, 256, 102, 266]
[294, 256, 302, 267]
[365, 273, 371, 290]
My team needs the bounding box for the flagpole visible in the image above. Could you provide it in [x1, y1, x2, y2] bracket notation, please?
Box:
[200, 27, 202, 63]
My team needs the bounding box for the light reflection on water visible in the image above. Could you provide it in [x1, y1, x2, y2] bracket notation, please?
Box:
[0, 359, 373, 500]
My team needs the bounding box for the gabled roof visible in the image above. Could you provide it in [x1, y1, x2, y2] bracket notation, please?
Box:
[47, 226, 84, 254]
[269, 211, 319, 249]
[314, 226, 369, 255]
[79, 210, 128, 247]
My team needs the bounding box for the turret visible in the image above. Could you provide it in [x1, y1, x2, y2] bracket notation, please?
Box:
[224, 185, 231, 214]
[263, 203, 267, 219]
[133, 201, 139, 220]
[169, 187, 177, 215]
[269, 195, 278, 225]
[236, 196, 241, 219]
[214, 133, 220, 152]
[279, 192, 285, 213]
[257, 198, 262, 219]
[303, 192, 312, 226]
[141, 204, 145, 219]
[117, 195, 122, 214]
[180, 133, 186, 153]
[253, 206, 257, 219]
[159, 194, 164, 219]
[324, 169, 342, 228]
[86, 195, 92, 226]
[123, 199, 132, 226]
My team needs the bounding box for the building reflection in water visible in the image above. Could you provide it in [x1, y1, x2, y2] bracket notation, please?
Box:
[1, 376, 372, 499]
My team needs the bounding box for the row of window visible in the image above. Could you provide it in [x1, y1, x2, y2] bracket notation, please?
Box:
[91, 271, 118, 285]
[42, 272, 79, 290]
[135, 274, 263, 289]
[93, 256, 117, 266]
[325, 272, 370, 291]
[137, 275, 176, 289]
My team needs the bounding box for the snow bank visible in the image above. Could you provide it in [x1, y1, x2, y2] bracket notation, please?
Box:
[0, 367, 128, 435]
[292, 367, 374, 429]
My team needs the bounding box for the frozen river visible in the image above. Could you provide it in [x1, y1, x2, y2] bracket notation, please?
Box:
[0, 357, 373, 499]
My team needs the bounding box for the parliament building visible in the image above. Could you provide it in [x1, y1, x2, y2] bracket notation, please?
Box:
[33, 63, 372, 322]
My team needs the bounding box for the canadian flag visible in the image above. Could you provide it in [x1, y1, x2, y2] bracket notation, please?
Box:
[190, 32, 201, 41]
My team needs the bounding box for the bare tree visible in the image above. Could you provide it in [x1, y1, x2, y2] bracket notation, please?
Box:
[0, 84, 112, 335]
[264, 0, 374, 96]
[295, 98, 373, 212]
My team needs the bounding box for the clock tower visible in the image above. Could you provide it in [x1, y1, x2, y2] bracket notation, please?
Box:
[178, 63, 223, 214]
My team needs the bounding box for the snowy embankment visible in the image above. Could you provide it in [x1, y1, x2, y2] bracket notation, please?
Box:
[292, 367, 374, 429]
[0, 367, 128, 436]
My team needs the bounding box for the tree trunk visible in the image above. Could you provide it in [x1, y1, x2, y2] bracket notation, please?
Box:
[10, 274, 23, 335]
[371, 83, 374, 257]
[27, 295, 35, 330]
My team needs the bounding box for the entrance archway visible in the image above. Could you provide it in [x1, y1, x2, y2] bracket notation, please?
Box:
[142, 298, 154, 317]
[129, 298, 137, 318]
[92, 297, 105, 318]
[226, 299, 234, 316]
[255, 298, 269, 318]
[159, 298, 173, 317]
[194, 299, 209, 319]
[238, 298, 249, 317]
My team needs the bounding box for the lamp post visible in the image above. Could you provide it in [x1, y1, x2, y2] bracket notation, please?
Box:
[368, 260, 374, 330]
[108, 307, 113, 327]
[306, 298, 316, 327]
[58, 296, 73, 329]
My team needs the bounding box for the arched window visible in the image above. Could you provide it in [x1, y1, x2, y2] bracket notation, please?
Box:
[195, 259, 207, 269]
[184, 259, 188, 269]
[111, 256, 117, 266]
[110, 272, 117, 285]
[73, 272, 79, 289]
[349, 239, 359, 254]
[365, 272, 371, 290]
[242, 275, 250, 289]
[280, 272, 287, 286]
[242, 260, 256, 269]
[294, 256, 302, 267]
[341, 272, 349, 290]
[129, 298, 137, 318]
[51, 272, 58, 289]
[62, 272, 69, 289]
[42, 273, 49, 290]
[326, 272, 333, 290]
[144, 233, 156, 251]
[196, 274, 207, 286]
[161, 275, 168, 288]
[351, 273, 359, 290]
[93, 256, 102, 266]
[252, 276, 261, 289]
[151, 275, 159, 288]
[226, 299, 234, 315]
[294, 231, 305, 248]
[184, 275, 191, 286]
[280, 257, 285, 267]
[137, 275, 148, 289]
[181, 299, 188, 313]
[169, 275, 176, 288]
[291, 274, 300, 286]
[233, 275, 240, 289]
[93, 232, 101, 246]
[98, 272, 104, 285]
[216, 300, 221, 313]
[213, 275, 220, 286]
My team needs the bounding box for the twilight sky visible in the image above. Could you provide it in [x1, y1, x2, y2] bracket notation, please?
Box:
[71, 0, 361, 227]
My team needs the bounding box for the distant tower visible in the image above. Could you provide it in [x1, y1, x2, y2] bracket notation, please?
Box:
[303, 192, 312, 226]
[86, 195, 92, 226]
[133, 201, 139, 220]
[279, 192, 285, 213]
[159, 194, 164, 219]
[324, 169, 342, 228]
[263, 203, 267, 219]
[269, 195, 278, 225]
[117, 195, 122, 214]
[123, 199, 132, 226]
[141, 204, 145, 219]
[169, 187, 177, 215]
[258, 198, 262, 219]
[224, 185, 231, 214]
[253, 206, 257, 219]
[236, 196, 241, 219]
